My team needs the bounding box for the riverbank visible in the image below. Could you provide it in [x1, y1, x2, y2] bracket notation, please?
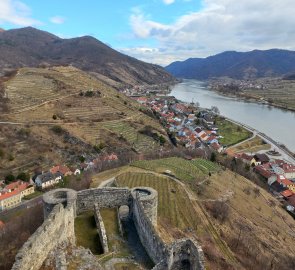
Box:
[208, 77, 295, 112]
[211, 89, 295, 113]
[169, 80, 295, 153]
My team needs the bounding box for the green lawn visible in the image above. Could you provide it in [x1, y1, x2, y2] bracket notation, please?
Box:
[215, 118, 252, 146]
[74, 211, 103, 254]
[99, 208, 131, 256]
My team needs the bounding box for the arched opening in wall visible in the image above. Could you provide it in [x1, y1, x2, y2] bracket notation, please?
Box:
[171, 259, 191, 270]
[118, 205, 130, 221]
[181, 259, 191, 269]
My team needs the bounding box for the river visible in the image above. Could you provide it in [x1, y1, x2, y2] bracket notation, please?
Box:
[170, 80, 295, 152]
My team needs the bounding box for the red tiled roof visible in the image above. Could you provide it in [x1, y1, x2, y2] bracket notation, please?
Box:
[254, 165, 273, 178]
[50, 165, 71, 175]
[281, 189, 294, 198]
[0, 220, 5, 229]
[287, 194, 295, 207]
[211, 142, 221, 150]
[241, 153, 253, 161]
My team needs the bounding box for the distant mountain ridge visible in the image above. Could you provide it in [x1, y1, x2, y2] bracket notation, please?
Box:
[165, 49, 295, 80]
[0, 27, 175, 87]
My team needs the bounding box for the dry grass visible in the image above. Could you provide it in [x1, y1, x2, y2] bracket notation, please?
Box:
[229, 136, 271, 154]
[1, 66, 171, 175]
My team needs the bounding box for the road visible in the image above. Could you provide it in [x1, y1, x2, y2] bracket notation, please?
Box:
[0, 195, 42, 219]
[225, 117, 295, 164]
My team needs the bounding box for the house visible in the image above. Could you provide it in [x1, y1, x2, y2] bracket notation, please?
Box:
[203, 114, 215, 126]
[287, 194, 295, 208]
[251, 154, 270, 166]
[269, 180, 287, 196]
[50, 165, 72, 176]
[35, 172, 62, 190]
[269, 174, 295, 192]
[280, 163, 295, 179]
[103, 153, 118, 162]
[210, 142, 223, 153]
[254, 165, 273, 179]
[0, 181, 34, 211]
[281, 189, 294, 199]
[206, 135, 218, 145]
[239, 153, 253, 164]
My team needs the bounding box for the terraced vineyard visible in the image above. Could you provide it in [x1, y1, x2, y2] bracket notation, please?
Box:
[132, 157, 220, 182]
[5, 70, 66, 112]
[103, 121, 157, 152]
[116, 172, 201, 241]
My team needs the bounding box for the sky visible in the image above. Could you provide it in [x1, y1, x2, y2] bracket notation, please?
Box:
[0, 0, 295, 66]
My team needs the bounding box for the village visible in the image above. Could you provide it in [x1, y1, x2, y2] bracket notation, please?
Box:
[131, 93, 295, 218]
[0, 153, 120, 213]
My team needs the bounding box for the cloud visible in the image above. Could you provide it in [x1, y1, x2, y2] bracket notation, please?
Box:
[163, 0, 175, 5]
[127, 0, 295, 65]
[50, 16, 66, 24]
[0, 0, 40, 26]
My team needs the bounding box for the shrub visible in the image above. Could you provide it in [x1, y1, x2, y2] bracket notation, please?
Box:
[206, 201, 230, 222]
[85, 90, 94, 97]
[159, 135, 166, 145]
[52, 114, 57, 120]
[5, 174, 15, 183]
[0, 148, 4, 158]
[79, 156, 85, 163]
[51, 125, 64, 135]
[210, 152, 216, 162]
[16, 172, 30, 182]
[17, 128, 30, 138]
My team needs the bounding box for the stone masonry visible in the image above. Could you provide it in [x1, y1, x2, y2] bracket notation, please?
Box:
[12, 185, 205, 270]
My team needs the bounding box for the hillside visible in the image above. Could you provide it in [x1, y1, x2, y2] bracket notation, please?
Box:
[0, 27, 175, 87]
[166, 49, 295, 80]
[0, 66, 173, 177]
[94, 157, 295, 270]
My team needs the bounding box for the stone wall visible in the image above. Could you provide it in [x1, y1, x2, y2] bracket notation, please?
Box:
[94, 203, 109, 253]
[167, 239, 205, 270]
[12, 203, 75, 270]
[131, 190, 168, 264]
[76, 187, 131, 214]
[12, 185, 205, 270]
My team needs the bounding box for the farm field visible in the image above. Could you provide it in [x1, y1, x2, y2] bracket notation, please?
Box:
[243, 79, 295, 111]
[215, 117, 252, 146]
[103, 121, 158, 153]
[132, 157, 220, 182]
[116, 172, 202, 242]
[228, 135, 271, 154]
